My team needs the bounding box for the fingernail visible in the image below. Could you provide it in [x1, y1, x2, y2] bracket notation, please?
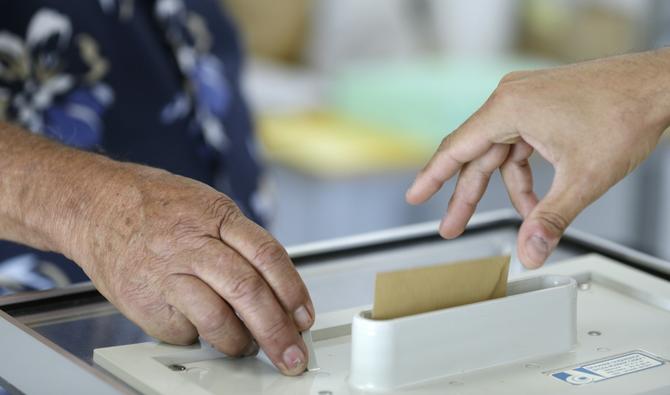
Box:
[526, 235, 550, 266]
[242, 340, 259, 357]
[293, 305, 313, 329]
[282, 344, 306, 374]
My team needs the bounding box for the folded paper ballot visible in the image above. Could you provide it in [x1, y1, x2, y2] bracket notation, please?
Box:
[372, 256, 510, 320]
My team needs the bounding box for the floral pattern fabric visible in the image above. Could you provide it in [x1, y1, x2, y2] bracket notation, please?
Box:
[0, 0, 262, 293]
[0, 8, 113, 147]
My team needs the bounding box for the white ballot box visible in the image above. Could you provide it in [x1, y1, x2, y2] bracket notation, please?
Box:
[0, 210, 669, 394]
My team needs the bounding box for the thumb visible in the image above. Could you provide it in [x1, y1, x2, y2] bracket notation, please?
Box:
[517, 173, 591, 269]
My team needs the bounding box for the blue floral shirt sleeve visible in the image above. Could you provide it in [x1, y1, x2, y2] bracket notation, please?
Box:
[0, 0, 263, 292]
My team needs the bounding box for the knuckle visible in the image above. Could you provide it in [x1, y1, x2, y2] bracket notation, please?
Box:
[209, 195, 241, 227]
[113, 277, 152, 309]
[215, 339, 249, 357]
[450, 188, 478, 209]
[499, 72, 515, 83]
[192, 248, 237, 278]
[147, 306, 198, 345]
[537, 210, 569, 236]
[434, 134, 463, 166]
[252, 240, 289, 273]
[227, 272, 266, 302]
[499, 71, 525, 84]
[426, 173, 446, 191]
[197, 305, 233, 337]
[516, 157, 531, 169]
[489, 80, 523, 110]
[166, 216, 202, 243]
[438, 134, 455, 152]
[470, 160, 494, 179]
[256, 317, 289, 344]
[196, 313, 249, 356]
[152, 327, 198, 346]
[489, 85, 513, 106]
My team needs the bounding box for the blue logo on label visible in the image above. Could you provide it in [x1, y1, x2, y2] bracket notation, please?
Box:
[552, 368, 605, 385]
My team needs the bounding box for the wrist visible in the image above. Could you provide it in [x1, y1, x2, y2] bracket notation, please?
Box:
[0, 124, 136, 268]
[637, 48, 670, 134]
[53, 155, 126, 264]
[24, 150, 123, 263]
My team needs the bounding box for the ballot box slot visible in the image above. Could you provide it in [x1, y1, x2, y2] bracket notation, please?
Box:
[349, 274, 577, 391]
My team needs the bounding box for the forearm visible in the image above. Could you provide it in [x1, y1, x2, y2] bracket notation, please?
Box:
[0, 122, 122, 260]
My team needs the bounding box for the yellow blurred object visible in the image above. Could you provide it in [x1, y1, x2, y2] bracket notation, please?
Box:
[257, 113, 429, 177]
[521, 1, 642, 61]
[221, 0, 310, 63]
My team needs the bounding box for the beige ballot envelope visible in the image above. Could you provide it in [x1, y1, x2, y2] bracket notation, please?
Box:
[372, 256, 510, 320]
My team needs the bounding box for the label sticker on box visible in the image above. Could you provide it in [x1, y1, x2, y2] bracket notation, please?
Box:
[551, 351, 665, 385]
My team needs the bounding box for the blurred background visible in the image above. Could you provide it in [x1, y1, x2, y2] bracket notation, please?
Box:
[221, 0, 670, 259]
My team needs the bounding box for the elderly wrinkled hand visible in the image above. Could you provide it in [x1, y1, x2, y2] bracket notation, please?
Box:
[72, 165, 314, 376]
[407, 49, 670, 268]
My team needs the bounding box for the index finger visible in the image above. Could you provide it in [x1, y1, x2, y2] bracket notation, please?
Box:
[193, 239, 308, 376]
[406, 96, 514, 205]
[216, 202, 314, 331]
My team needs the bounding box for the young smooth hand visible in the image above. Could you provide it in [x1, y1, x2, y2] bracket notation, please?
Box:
[407, 49, 670, 268]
